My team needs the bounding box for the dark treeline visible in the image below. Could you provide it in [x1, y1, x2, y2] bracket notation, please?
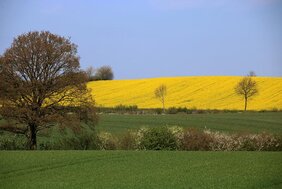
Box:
[96, 105, 281, 115]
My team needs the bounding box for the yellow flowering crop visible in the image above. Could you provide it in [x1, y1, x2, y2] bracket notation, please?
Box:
[87, 76, 282, 110]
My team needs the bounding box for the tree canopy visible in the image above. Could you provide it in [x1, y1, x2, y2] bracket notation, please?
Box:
[0, 31, 97, 149]
[154, 84, 167, 113]
[235, 76, 258, 111]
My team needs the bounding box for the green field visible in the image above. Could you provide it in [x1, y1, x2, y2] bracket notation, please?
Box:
[96, 112, 282, 134]
[0, 151, 281, 189]
[1, 113, 282, 188]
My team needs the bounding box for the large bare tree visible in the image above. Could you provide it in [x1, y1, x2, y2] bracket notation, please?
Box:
[0, 31, 97, 150]
[235, 76, 258, 111]
[154, 84, 167, 113]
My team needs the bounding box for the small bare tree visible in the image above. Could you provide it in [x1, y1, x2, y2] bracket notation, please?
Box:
[86, 66, 96, 81]
[0, 31, 97, 150]
[155, 84, 167, 113]
[235, 76, 258, 111]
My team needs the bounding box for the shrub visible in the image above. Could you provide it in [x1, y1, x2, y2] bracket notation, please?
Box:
[98, 132, 118, 150]
[204, 130, 239, 151]
[178, 107, 191, 114]
[271, 107, 279, 112]
[139, 127, 178, 150]
[181, 128, 213, 151]
[167, 107, 190, 114]
[118, 131, 138, 150]
[154, 108, 163, 114]
[114, 104, 138, 114]
[239, 133, 281, 151]
[167, 107, 178, 114]
[54, 131, 99, 150]
[203, 130, 282, 151]
[0, 135, 27, 150]
[135, 127, 149, 147]
[38, 141, 55, 150]
[168, 126, 184, 148]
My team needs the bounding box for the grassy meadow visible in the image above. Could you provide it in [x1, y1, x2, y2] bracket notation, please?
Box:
[1, 151, 281, 189]
[88, 76, 282, 110]
[96, 112, 282, 134]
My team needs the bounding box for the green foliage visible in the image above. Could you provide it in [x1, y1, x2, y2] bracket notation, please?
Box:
[1, 126, 281, 151]
[0, 134, 26, 150]
[239, 133, 282, 151]
[59, 132, 99, 150]
[114, 104, 138, 113]
[97, 132, 118, 150]
[38, 131, 100, 150]
[118, 131, 137, 150]
[154, 108, 163, 114]
[167, 107, 178, 114]
[167, 107, 191, 114]
[97, 104, 138, 114]
[139, 127, 178, 150]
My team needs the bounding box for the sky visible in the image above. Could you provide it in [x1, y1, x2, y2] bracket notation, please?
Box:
[0, 0, 282, 79]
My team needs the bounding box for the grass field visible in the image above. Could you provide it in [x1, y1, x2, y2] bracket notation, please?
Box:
[0, 151, 281, 189]
[88, 76, 282, 110]
[96, 112, 282, 134]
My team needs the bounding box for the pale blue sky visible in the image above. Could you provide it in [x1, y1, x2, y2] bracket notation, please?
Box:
[0, 0, 281, 79]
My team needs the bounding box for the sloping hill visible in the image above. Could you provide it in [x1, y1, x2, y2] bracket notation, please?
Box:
[87, 76, 282, 110]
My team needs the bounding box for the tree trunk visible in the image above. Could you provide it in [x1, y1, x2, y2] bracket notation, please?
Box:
[28, 123, 37, 150]
[162, 98, 165, 114]
[244, 97, 248, 111]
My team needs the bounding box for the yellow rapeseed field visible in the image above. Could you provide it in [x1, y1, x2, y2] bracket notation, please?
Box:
[87, 76, 282, 110]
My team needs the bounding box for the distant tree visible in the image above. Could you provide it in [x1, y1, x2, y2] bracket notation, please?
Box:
[0, 31, 97, 150]
[86, 66, 96, 81]
[235, 76, 258, 111]
[155, 84, 167, 113]
[94, 65, 114, 80]
[248, 71, 256, 77]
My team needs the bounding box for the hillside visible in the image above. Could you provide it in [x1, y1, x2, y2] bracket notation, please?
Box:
[87, 76, 282, 110]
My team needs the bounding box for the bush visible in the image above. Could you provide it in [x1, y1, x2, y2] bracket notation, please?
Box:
[139, 127, 178, 150]
[271, 107, 279, 112]
[2, 126, 281, 151]
[166, 107, 191, 114]
[0, 135, 27, 150]
[204, 130, 239, 151]
[114, 104, 138, 114]
[181, 129, 213, 151]
[167, 107, 178, 114]
[53, 131, 99, 150]
[178, 107, 191, 114]
[154, 108, 163, 114]
[118, 131, 138, 150]
[97, 132, 118, 150]
[239, 133, 282, 151]
[38, 141, 55, 150]
[204, 130, 282, 151]
[168, 126, 184, 148]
